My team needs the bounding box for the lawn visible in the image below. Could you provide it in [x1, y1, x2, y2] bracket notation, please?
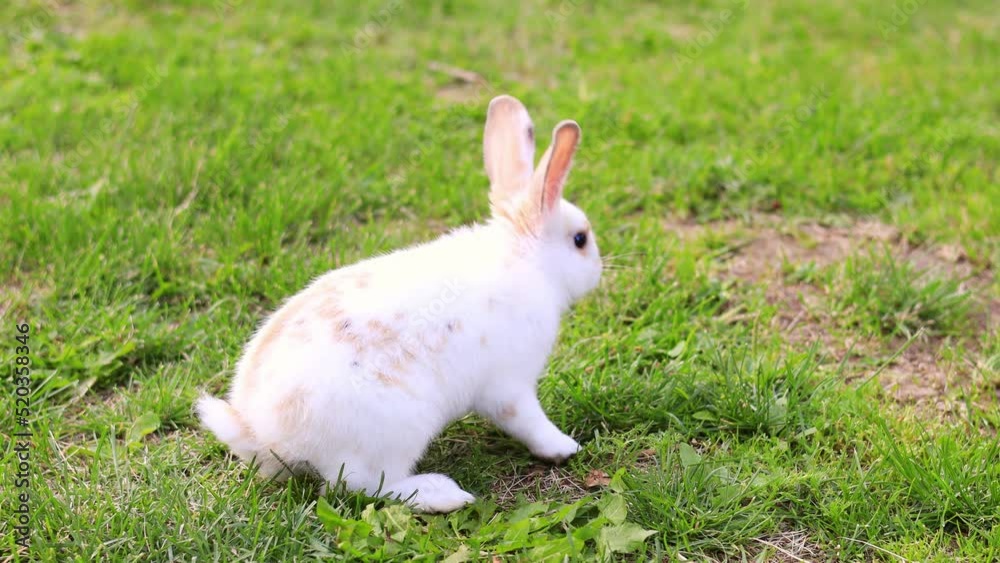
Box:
[2, 0, 999, 560]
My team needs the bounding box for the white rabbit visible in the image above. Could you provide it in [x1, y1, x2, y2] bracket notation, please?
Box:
[197, 95, 602, 513]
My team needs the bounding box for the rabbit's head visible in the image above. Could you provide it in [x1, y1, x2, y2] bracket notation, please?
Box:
[483, 95, 602, 304]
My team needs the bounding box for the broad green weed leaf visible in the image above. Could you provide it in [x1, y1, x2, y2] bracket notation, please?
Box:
[381, 504, 413, 542]
[126, 411, 160, 445]
[552, 498, 585, 524]
[597, 494, 627, 525]
[678, 443, 702, 467]
[609, 468, 628, 493]
[693, 410, 717, 422]
[528, 536, 580, 560]
[598, 523, 656, 555]
[500, 517, 533, 550]
[509, 501, 549, 523]
[316, 498, 374, 545]
[442, 545, 471, 563]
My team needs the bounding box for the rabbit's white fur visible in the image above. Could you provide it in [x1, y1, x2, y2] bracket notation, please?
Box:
[197, 95, 601, 513]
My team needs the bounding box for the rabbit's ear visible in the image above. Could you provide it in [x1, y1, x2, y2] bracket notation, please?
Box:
[533, 120, 581, 216]
[483, 95, 536, 203]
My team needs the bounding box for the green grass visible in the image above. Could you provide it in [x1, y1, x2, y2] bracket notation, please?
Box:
[2, 0, 999, 560]
[825, 250, 975, 338]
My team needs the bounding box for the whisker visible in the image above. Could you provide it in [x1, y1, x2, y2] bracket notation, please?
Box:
[601, 256, 639, 267]
[600, 252, 644, 265]
[601, 253, 643, 260]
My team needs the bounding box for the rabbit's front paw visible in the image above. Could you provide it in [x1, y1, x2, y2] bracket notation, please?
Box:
[530, 432, 581, 464]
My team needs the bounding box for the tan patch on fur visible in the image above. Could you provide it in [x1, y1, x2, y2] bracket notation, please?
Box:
[355, 271, 372, 289]
[401, 346, 417, 361]
[480, 334, 488, 347]
[366, 319, 402, 348]
[317, 295, 345, 320]
[289, 317, 310, 341]
[275, 391, 308, 431]
[417, 329, 449, 353]
[491, 196, 540, 237]
[374, 370, 400, 387]
[333, 320, 361, 347]
[432, 332, 449, 352]
[498, 403, 518, 421]
[387, 342, 418, 374]
[247, 296, 311, 379]
[249, 321, 283, 375]
[388, 355, 406, 373]
[225, 401, 256, 441]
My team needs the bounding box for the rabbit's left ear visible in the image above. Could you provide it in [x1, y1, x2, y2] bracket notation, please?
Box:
[483, 96, 536, 204]
[532, 120, 581, 216]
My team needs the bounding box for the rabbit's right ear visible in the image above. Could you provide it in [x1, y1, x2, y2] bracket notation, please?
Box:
[483, 95, 536, 204]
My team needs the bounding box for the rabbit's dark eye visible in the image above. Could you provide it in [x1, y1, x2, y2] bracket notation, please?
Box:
[573, 232, 587, 249]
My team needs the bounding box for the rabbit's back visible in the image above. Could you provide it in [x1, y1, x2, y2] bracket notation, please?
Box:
[227, 224, 545, 419]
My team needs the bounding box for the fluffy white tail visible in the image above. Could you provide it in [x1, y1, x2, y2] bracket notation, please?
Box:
[196, 396, 259, 459]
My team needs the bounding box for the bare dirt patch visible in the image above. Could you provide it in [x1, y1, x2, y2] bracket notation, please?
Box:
[671, 215, 985, 285]
[668, 214, 998, 409]
[879, 345, 945, 401]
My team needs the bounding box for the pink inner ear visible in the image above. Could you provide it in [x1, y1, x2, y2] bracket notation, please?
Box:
[484, 96, 536, 202]
[542, 125, 580, 212]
